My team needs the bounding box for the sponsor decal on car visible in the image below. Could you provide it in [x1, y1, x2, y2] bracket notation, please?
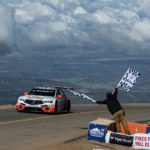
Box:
[29, 96, 44, 99]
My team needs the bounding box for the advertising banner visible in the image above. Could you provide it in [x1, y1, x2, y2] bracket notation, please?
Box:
[133, 133, 150, 149]
[105, 131, 133, 147]
[88, 123, 106, 141]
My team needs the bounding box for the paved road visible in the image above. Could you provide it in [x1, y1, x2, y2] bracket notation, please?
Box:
[0, 104, 150, 150]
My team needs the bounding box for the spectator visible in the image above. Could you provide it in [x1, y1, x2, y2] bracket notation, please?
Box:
[96, 86, 130, 135]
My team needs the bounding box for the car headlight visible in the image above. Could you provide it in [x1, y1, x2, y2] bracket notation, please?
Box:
[19, 99, 25, 102]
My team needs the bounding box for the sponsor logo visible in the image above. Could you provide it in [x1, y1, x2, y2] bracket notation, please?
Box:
[89, 128, 105, 137]
[29, 96, 44, 99]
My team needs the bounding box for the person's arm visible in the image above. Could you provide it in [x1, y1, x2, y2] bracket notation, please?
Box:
[96, 99, 107, 104]
[112, 86, 118, 99]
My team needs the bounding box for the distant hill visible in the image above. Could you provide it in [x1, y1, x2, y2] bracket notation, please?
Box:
[0, 57, 150, 104]
[0, 75, 150, 105]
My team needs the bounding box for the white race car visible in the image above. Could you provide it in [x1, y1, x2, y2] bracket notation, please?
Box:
[15, 85, 72, 113]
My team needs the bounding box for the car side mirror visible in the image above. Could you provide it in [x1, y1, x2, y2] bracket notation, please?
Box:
[57, 95, 62, 99]
[24, 92, 28, 95]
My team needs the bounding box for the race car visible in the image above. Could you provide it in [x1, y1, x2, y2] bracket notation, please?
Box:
[15, 85, 73, 113]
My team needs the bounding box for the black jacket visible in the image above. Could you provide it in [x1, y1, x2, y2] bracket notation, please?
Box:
[96, 88, 123, 115]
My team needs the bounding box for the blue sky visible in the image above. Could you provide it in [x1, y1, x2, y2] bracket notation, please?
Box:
[0, 0, 150, 59]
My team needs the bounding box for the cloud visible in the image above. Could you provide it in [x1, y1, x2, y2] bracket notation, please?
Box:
[73, 7, 87, 15]
[1, 0, 150, 56]
[14, 1, 55, 24]
[0, 2, 17, 57]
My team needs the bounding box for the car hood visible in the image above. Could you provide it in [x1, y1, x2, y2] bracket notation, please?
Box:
[19, 95, 56, 101]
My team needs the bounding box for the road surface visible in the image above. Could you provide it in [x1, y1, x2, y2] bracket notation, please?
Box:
[0, 103, 150, 150]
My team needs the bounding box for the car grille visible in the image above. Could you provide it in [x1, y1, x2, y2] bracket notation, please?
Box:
[25, 99, 43, 105]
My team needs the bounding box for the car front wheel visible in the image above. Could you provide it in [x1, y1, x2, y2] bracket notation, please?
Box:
[54, 100, 58, 113]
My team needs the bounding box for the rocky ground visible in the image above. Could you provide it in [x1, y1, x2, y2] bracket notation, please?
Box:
[40, 136, 135, 150]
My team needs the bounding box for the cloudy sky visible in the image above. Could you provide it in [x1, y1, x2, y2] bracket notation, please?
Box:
[0, 0, 150, 82]
[1, 0, 150, 103]
[0, 0, 150, 58]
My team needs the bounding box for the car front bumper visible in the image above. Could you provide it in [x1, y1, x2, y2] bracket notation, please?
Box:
[15, 103, 55, 113]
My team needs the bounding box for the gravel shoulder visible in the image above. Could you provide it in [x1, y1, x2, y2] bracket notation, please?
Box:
[40, 136, 135, 150]
[0, 105, 15, 110]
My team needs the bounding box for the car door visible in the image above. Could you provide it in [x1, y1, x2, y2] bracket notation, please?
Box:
[56, 89, 66, 111]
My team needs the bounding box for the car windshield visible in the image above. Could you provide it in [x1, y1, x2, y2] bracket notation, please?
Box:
[28, 89, 56, 97]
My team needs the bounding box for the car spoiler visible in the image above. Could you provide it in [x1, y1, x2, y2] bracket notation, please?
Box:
[40, 85, 74, 90]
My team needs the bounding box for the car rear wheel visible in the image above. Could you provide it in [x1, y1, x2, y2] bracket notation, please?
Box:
[66, 100, 71, 113]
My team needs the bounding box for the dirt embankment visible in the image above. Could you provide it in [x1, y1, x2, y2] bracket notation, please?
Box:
[0, 105, 14, 110]
[40, 136, 134, 150]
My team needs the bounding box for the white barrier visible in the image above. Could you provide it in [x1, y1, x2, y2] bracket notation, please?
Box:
[132, 133, 150, 149]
